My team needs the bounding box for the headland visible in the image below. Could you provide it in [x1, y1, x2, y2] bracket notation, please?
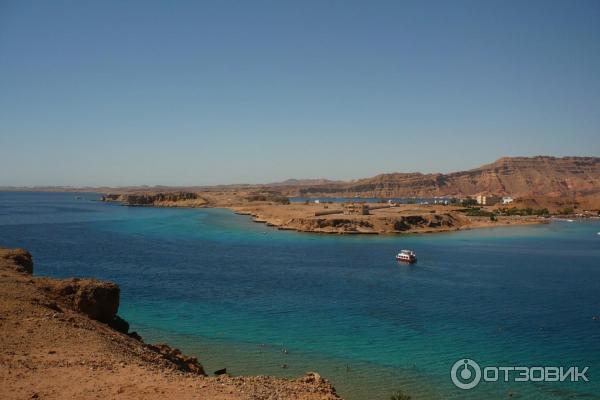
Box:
[100, 191, 548, 235]
[0, 247, 341, 399]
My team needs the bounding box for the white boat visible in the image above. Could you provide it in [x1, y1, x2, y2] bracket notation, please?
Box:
[396, 249, 417, 263]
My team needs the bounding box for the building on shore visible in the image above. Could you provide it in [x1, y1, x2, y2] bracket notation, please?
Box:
[476, 195, 501, 206]
[343, 202, 370, 215]
[502, 196, 514, 204]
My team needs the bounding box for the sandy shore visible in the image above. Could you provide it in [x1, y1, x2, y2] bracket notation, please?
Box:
[0, 247, 341, 400]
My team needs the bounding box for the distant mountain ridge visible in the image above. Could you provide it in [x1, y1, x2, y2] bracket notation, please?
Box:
[275, 156, 600, 198]
[267, 178, 343, 187]
[3, 156, 599, 201]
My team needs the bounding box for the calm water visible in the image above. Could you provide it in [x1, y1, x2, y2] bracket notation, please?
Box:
[1, 192, 599, 400]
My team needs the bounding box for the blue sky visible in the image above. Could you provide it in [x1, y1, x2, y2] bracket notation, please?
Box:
[1, 0, 599, 186]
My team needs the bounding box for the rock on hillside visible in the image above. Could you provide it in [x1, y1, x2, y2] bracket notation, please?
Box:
[37, 278, 121, 324]
[0, 247, 33, 274]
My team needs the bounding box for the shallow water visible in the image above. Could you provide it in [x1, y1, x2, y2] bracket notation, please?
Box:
[1, 192, 599, 399]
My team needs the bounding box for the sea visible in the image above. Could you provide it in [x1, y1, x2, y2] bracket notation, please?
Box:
[1, 191, 599, 400]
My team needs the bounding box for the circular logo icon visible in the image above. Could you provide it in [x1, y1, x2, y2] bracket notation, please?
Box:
[451, 359, 481, 390]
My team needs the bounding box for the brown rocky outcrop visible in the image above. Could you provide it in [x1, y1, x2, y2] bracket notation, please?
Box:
[0, 248, 33, 274]
[276, 217, 377, 233]
[101, 192, 207, 207]
[146, 343, 206, 376]
[38, 278, 120, 324]
[0, 248, 123, 329]
[393, 214, 459, 231]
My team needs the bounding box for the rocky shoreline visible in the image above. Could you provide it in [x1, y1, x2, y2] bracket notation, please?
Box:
[102, 192, 209, 208]
[100, 192, 546, 235]
[0, 247, 341, 399]
[231, 204, 546, 235]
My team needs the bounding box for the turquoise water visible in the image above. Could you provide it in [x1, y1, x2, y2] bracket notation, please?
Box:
[1, 192, 599, 399]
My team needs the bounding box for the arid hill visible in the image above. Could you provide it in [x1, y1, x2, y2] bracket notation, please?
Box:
[277, 156, 600, 199]
[0, 247, 341, 400]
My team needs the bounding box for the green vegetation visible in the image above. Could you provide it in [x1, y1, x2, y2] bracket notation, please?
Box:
[500, 207, 550, 216]
[459, 207, 495, 217]
[246, 194, 290, 205]
[390, 390, 412, 400]
[461, 198, 478, 207]
[558, 207, 574, 215]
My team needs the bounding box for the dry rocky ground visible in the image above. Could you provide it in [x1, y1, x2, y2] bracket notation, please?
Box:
[0, 247, 341, 400]
[231, 202, 545, 234]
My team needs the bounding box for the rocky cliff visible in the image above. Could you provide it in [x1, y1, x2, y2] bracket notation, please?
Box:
[287, 156, 600, 198]
[0, 247, 206, 375]
[0, 247, 342, 399]
[102, 192, 208, 207]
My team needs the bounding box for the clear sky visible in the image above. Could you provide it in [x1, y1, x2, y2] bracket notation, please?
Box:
[1, 0, 599, 186]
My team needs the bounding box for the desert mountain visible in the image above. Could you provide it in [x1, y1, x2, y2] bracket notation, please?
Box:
[275, 156, 600, 198]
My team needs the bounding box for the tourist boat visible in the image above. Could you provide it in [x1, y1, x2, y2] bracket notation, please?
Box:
[396, 250, 417, 263]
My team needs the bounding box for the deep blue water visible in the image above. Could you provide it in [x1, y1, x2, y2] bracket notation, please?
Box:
[1, 192, 599, 399]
